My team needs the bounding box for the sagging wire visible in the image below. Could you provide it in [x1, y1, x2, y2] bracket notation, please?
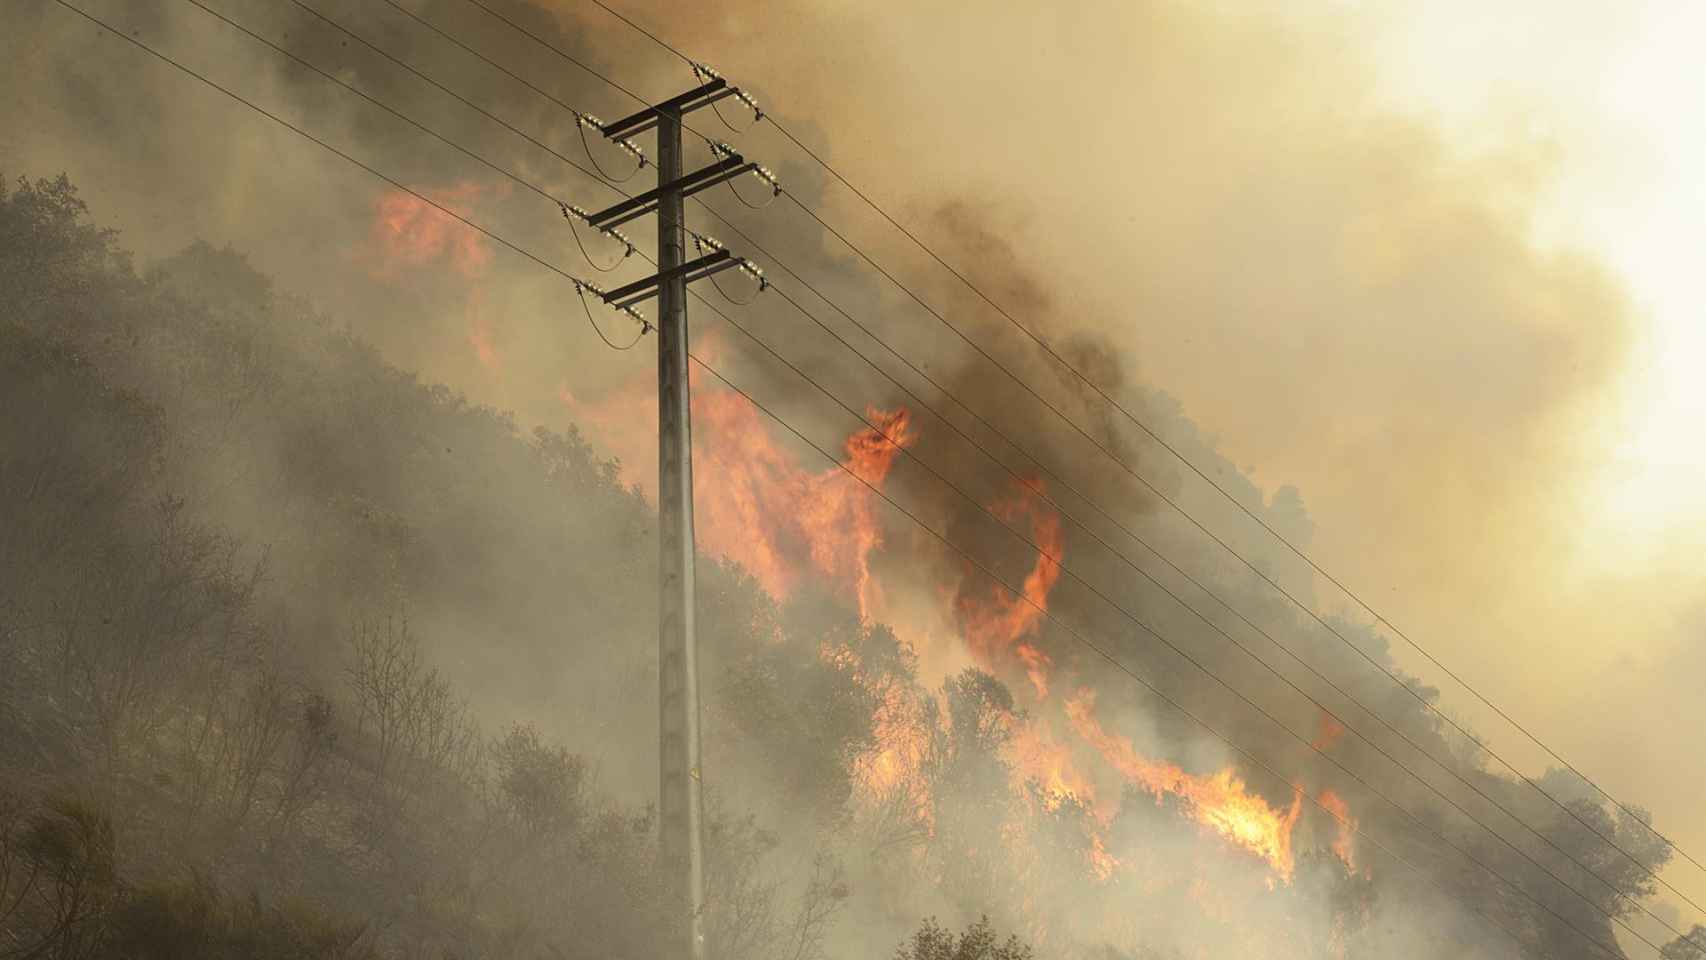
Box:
[573, 110, 647, 183]
[691, 61, 762, 133]
[560, 201, 636, 272]
[705, 138, 781, 209]
[572, 277, 652, 350]
[691, 231, 768, 306]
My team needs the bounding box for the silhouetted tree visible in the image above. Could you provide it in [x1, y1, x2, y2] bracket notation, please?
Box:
[894, 916, 1033, 960]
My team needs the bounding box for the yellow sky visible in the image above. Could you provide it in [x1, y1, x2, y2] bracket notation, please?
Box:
[1356, 0, 1706, 567]
[1346, 7, 1706, 940]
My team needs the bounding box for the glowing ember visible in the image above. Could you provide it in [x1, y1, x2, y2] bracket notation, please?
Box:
[1066, 689, 1305, 881]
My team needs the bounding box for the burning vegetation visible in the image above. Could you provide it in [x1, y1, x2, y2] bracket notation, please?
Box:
[559, 285, 1349, 898]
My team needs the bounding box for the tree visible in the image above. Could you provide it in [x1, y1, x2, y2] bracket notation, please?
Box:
[894, 916, 1033, 960]
[490, 722, 586, 839]
[1661, 926, 1706, 960]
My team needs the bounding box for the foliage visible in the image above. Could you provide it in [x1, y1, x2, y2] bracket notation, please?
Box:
[1661, 926, 1706, 960]
[894, 916, 1034, 960]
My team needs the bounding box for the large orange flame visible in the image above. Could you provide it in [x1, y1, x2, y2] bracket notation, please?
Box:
[953, 477, 1063, 699]
[692, 393, 913, 612]
[561, 373, 912, 612]
[1066, 689, 1305, 881]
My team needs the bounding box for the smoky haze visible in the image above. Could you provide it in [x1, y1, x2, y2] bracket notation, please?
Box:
[2, 1, 1698, 960]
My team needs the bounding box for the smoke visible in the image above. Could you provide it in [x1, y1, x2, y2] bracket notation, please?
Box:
[3, 0, 1685, 958]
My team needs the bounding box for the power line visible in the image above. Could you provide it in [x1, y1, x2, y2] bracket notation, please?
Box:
[370, 0, 627, 157]
[583, 0, 689, 68]
[449, 0, 729, 151]
[176, 0, 549, 211]
[565, 0, 1706, 901]
[463, 0, 649, 102]
[309, 0, 1701, 947]
[265, 0, 614, 201]
[187, 0, 649, 347]
[44, 6, 1586, 955]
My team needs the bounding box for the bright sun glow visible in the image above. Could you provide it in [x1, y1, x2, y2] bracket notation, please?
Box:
[1582, 1, 1706, 561]
[1369, 0, 1706, 564]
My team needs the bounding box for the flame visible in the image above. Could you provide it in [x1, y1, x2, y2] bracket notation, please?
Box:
[1016, 643, 1053, 700]
[1088, 832, 1120, 880]
[692, 394, 912, 612]
[953, 477, 1064, 693]
[1318, 787, 1358, 871]
[854, 680, 934, 810]
[1065, 689, 1304, 881]
[365, 182, 491, 279]
[358, 181, 505, 373]
[558, 376, 654, 480]
[562, 373, 913, 613]
[1008, 717, 1102, 819]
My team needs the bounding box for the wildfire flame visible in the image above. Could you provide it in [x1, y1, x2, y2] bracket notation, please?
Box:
[1066, 689, 1305, 881]
[561, 372, 913, 615]
[558, 341, 1362, 896]
[1318, 787, 1358, 872]
[953, 477, 1063, 700]
[852, 678, 938, 836]
[366, 182, 491, 278]
[692, 394, 913, 614]
[360, 181, 506, 373]
[1008, 717, 1103, 819]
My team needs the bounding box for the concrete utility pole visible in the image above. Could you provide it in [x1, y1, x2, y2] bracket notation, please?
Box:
[581, 72, 772, 960]
[653, 100, 704, 960]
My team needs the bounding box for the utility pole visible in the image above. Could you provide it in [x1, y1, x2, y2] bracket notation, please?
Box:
[578, 70, 772, 960]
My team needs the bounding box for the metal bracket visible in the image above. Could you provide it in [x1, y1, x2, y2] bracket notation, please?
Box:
[600, 249, 741, 311]
[599, 78, 739, 140]
[580, 156, 756, 230]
